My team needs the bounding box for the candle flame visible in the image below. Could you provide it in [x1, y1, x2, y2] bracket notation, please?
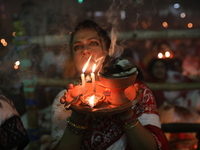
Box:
[165, 51, 170, 58]
[14, 60, 20, 69]
[15, 60, 20, 65]
[82, 55, 92, 73]
[88, 95, 95, 108]
[158, 52, 163, 59]
[92, 64, 96, 73]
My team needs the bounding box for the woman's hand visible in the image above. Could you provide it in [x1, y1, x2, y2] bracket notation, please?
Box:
[67, 83, 87, 125]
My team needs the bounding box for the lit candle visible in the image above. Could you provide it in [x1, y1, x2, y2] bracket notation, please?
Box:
[81, 56, 92, 94]
[81, 73, 86, 94]
[165, 51, 170, 58]
[157, 52, 163, 59]
[91, 64, 96, 93]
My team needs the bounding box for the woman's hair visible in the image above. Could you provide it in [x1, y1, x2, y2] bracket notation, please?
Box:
[147, 58, 168, 77]
[69, 20, 111, 56]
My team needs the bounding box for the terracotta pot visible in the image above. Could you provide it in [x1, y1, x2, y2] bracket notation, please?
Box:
[98, 72, 138, 105]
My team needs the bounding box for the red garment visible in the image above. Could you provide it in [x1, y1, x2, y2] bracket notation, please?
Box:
[80, 81, 171, 150]
[145, 125, 172, 150]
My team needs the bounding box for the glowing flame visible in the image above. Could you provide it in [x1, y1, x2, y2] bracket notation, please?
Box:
[14, 65, 18, 69]
[158, 52, 163, 59]
[88, 95, 95, 108]
[1, 39, 5, 43]
[15, 61, 20, 65]
[12, 32, 16, 37]
[2, 42, 7, 46]
[1, 39, 7, 46]
[165, 51, 170, 58]
[14, 60, 20, 69]
[92, 64, 96, 73]
[82, 55, 92, 73]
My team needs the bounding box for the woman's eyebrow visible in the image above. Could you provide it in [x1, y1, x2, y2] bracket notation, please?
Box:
[88, 37, 100, 40]
[86, 37, 101, 41]
[73, 41, 81, 45]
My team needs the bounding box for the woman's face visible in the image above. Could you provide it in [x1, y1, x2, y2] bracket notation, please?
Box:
[152, 60, 167, 80]
[72, 28, 108, 74]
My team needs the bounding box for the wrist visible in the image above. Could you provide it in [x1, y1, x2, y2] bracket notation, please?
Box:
[123, 118, 139, 130]
[70, 111, 87, 126]
[66, 117, 87, 135]
[118, 109, 139, 129]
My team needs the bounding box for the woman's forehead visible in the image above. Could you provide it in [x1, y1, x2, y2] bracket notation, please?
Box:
[73, 28, 99, 41]
[154, 61, 165, 67]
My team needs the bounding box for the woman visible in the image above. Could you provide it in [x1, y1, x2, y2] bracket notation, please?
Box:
[51, 20, 171, 150]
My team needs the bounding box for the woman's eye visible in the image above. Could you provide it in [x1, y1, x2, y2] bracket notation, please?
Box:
[89, 41, 99, 46]
[74, 45, 83, 51]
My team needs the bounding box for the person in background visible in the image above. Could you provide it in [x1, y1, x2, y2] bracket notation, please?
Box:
[0, 93, 29, 149]
[39, 45, 68, 108]
[145, 58, 189, 107]
[51, 20, 171, 150]
[40, 45, 67, 79]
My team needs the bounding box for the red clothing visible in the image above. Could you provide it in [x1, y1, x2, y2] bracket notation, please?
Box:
[81, 81, 171, 150]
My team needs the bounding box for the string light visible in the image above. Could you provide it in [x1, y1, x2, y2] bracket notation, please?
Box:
[180, 13, 186, 18]
[187, 23, 193, 28]
[162, 22, 168, 28]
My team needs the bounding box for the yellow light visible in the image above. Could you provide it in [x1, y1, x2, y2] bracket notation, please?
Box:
[1, 39, 5, 43]
[2, 42, 7, 46]
[187, 23, 193, 28]
[82, 55, 92, 73]
[165, 51, 170, 58]
[14, 65, 19, 69]
[15, 61, 20, 65]
[162, 22, 168, 28]
[158, 53, 163, 59]
[12, 32, 16, 36]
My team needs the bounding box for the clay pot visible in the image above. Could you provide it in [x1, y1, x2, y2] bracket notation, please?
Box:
[99, 72, 138, 105]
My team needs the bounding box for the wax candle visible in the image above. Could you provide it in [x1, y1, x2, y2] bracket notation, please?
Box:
[91, 64, 96, 93]
[81, 56, 92, 94]
[81, 73, 85, 94]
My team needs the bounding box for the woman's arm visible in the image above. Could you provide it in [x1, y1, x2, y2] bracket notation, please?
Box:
[118, 81, 171, 150]
[52, 111, 87, 150]
[119, 109, 158, 150]
[51, 88, 88, 150]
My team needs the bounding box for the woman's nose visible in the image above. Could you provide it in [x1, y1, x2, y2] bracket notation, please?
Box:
[82, 46, 91, 55]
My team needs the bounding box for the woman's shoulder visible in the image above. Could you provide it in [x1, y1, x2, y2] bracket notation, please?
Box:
[135, 80, 149, 89]
[133, 80, 158, 115]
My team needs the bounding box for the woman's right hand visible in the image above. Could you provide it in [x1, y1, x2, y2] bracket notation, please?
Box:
[67, 83, 88, 125]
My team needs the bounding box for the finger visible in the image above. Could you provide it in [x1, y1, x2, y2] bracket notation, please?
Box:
[67, 84, 74, 90]
[60, 97, 66, 104]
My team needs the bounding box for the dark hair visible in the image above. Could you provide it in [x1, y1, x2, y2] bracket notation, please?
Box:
[69, 20, 111, 56]
[147, 58, 168, 77]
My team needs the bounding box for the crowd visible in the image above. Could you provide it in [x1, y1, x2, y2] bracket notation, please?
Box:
[1, 19, 200, 149]
[1, 1, 200, 149]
